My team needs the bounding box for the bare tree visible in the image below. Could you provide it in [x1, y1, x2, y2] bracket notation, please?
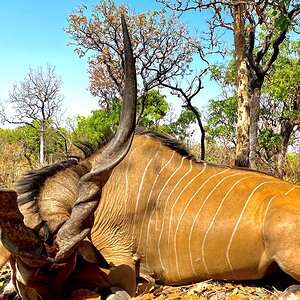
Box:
[0, 65, 63, 166]
[66, 1, 213, 158]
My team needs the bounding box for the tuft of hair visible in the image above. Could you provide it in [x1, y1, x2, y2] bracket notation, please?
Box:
[137, 129, 195, 161]
[16, 159, 79, 206]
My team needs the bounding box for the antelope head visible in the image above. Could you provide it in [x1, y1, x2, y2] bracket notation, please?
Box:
[0, 15, 137, 300]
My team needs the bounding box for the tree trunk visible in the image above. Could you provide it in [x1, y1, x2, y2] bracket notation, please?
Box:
[276, 120, 294, 178]
[40, 123, 45, 167]
[187, 103, 205, 161]
[249, 86, 261, 170]
[234, 2, 250, 167]
[136, 93, 147, 126]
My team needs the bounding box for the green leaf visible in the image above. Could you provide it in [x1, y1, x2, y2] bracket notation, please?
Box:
[275, 15, 290, 31]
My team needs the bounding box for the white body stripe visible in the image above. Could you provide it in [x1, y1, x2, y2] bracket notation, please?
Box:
[262, 186, 297, 236]
[226, 181, 285, 273]
[124, 141, 147, 214]
[167, 160, 193, 245]
[144, 151, 176, 267]
[201, 174, 255, 275]
[132, 146, 161, 243]
[155, 157, 186, 229]
[186, 168, 230, 277]
[157, 157, 186, 278]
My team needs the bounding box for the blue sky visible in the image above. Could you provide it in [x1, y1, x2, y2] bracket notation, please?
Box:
[0, 0, 222, 122]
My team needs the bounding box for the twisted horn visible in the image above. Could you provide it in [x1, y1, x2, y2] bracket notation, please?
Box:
[55, 15, 137, 262]
[0, 188, 47, 263]
[88, 14, 137, 176]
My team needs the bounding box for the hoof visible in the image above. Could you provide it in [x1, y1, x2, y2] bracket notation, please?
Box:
[277, 285, 300, 300]
[106, 287, 131, 300]
[2, 281, 19, 300]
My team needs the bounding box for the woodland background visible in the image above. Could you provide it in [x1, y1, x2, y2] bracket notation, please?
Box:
[0, 0, 299, 188]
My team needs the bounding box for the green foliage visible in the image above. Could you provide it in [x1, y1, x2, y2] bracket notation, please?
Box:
[138, 90, 170, 129]
[259, 129, 283, 150]
[210, 60, 236, 87]
[161, 108, 197, 141]
[0, 121, 69, 170]
[72, 90, 170, 143]
[14, 125, 39, 165]
[270, 1, 292, 31]
[205, 96, 237, 146]
[0, 128, 26, 187]
[72, 99, 121, 145]
[275, 14, 290, 31]
[0, 127, 21, 143]
[260, 40, 300, 150]
[207, 38, 300, 175]
[285, 152, 300, 184]
[264, 41, 300, 114]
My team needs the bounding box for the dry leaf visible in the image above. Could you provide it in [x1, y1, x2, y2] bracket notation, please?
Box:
[231, 287, 239, 295]
[181, 294, 203, 300]
[187, 281, 213, 294]
[225, 283, 234, 289]
[135, 293, 155, 300]
[229, 295, 243, 300]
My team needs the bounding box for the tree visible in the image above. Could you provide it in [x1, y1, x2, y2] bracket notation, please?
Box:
[246, 2, 300, 169]
[0, 65, 64, 166]
[71, 90, 170, 144]
[66, 0, 208, 158]
[205, 96, 237, 147]
[71, 98, 121, 146]
[137, 90, 170, 129]
[164, 108, 197, 143]
[233, 2, 249, 167]
[206, 40, 300, 177]
[157, 0, 300, 168]
[259, 41, 300, 177]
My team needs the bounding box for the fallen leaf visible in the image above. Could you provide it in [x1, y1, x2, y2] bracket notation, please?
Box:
[225, 283, 234, 289]
[181, 294, 202, 300]
[229, 295, 243, 300]
[187, 281, 213, 294]
[135, 293, 154, 300]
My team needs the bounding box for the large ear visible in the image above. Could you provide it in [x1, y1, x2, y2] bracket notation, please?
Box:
[0, 188, 47, 265]
[54, 14, 137, 262]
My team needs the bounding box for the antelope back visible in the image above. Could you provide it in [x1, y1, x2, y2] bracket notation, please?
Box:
[90, 132, 300, 285]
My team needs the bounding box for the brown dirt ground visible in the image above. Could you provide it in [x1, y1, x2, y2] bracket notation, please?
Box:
[134, 281, 283, 300]
[0, 265, 295, 299]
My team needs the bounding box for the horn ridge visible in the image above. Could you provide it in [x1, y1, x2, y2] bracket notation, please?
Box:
[54, 15, 137, 262]
[88, 13, 137, 176]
